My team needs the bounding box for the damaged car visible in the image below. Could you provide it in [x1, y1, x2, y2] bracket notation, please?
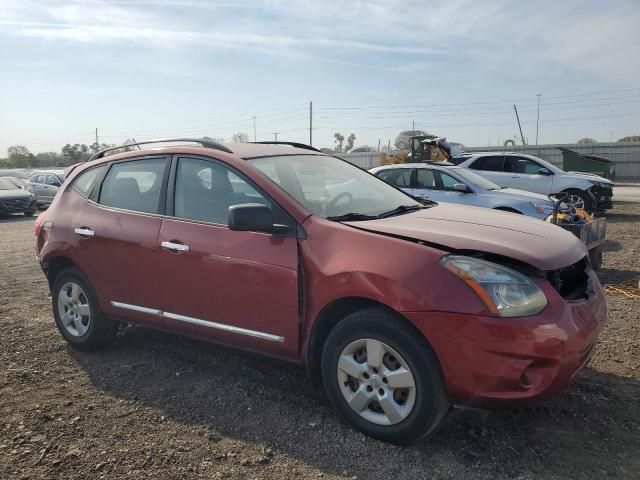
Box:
[35, 140, 607, 444]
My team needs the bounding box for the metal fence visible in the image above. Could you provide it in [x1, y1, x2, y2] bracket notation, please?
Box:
[339, 142, 640, 179]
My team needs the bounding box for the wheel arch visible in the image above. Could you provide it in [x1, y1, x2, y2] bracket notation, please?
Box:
[45, 256, 81, 290]
[305, 297, 433, 387]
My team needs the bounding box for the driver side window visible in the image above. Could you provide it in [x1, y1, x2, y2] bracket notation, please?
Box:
[437, 172, 459, 190]
[511, 157, 543, 174]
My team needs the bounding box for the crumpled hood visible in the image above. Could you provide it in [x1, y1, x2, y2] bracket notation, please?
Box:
[566, 171, 613, 184]
[345, 203, 586, 271]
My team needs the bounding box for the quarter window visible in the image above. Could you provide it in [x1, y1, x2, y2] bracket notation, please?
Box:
[99, 158, 167, 214]
[470, 156, 505, 172]
[72, 166, 107, 198]
[174, 157, 269, 225]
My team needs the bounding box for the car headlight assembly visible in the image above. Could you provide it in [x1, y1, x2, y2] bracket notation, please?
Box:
[439, 255, 547, 317]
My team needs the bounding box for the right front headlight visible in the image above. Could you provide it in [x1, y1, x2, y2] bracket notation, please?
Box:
[439, 255, 547, 317]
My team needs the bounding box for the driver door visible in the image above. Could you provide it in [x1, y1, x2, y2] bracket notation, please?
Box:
[158, 156, 300, 359]
[505, 157, 554, 194]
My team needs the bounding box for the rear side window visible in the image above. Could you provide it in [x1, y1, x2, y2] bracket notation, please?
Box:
[470, 156, 505, 171]
[415, 169, 437, 189]
[99, 158, 167, 214]
[72, 166, 107, 198]
[377, 169, 412, 188]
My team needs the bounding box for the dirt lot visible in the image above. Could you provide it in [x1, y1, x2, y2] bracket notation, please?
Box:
[1, 190, 639, 480]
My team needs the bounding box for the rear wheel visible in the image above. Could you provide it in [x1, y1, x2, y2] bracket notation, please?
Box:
[52, 268, 117, 350]
[321, 307, 449, 444]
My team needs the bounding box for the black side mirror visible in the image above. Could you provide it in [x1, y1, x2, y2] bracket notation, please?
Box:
[538, 168, 552, 176]
[228, 203, 274, 232]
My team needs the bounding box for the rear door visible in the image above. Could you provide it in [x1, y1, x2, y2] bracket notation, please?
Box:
[70, 156, 170, 328]
[413, 167, 440, 201]
[504, 156, 554, 194]
[157, 155, 300, 359]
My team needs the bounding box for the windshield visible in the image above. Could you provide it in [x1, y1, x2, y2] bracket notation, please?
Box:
[0, 178, 19, 190]
[249, 155, 422, 219]
[450, 167, 502, 190]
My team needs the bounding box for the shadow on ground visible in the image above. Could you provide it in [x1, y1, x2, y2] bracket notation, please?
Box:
[71, 325, 640, 479]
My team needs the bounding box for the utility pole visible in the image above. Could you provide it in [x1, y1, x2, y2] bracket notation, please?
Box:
[513, 104, 526, 145]
[95, 128, 99, 146]
[273, 132, 279, 142]
[309, 101, 313, 146]
[412, 120, 415, 130]
[535, 94, 541, 146]
[252, 116, 256, 142]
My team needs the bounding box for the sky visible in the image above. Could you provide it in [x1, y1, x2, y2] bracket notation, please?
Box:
[1, 0, 639, 155]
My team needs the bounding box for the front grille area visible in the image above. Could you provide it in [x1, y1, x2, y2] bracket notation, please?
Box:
[547, 258, 589, 300]
[0, 198, 31, 211]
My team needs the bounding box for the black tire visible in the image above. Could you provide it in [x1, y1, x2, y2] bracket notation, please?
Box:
[23, 210, 35, 217]
[321, 307, 449, 445]
[563, 188, 593, 213]
[51, 267, 118, 351]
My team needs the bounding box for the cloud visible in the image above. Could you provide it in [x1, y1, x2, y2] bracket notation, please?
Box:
[1, 0, 639, 80]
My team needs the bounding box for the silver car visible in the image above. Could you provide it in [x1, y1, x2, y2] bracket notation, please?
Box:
[370, 163, 555, 219]
[28, 170, 65, 207]
[451, 152, 613, 211]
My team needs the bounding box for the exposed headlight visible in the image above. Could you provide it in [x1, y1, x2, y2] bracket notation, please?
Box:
[530, 202, 554, 215]
[439, 255, 547, 317]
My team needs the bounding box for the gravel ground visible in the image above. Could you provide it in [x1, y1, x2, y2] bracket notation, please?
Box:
[1, 200, 639, 480]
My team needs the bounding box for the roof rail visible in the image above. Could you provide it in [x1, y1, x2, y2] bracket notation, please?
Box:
[89, 138, 233, 161]
[249, 141, 321, 153]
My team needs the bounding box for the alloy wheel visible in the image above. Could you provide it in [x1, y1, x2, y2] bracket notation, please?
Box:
[566, 194, 585, 210]
[337, 338, 417, 425]
[57, 281, 91, 337]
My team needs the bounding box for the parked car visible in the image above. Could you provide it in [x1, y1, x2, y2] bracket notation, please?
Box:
[28, 170, 65, 207]
[451, 152, 613, 211]
[0, 176, 50, 207]
[0, 177, 38, 216]
[346, 146, 377, 155]
[35, 140, 606, 444]
[370, 163, 556, 219]
[394, 130, 434, 150]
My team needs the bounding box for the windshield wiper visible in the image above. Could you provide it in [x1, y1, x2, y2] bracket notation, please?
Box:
[377, 204, 427, 218]
[327, 212, 379, 222]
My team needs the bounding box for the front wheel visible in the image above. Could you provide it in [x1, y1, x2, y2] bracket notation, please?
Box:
[321, 307, 449, 444]
[563, 189, 593, 212]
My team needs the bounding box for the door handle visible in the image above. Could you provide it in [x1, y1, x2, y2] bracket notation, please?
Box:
[161, 241, 190, 252]
[74, 227, 95, 237]
[511, 175, 520, 178]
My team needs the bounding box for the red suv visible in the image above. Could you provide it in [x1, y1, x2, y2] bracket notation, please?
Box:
[35, 139, 607, 444]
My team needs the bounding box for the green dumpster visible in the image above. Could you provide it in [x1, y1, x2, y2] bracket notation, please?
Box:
[559, 147, 615, 180]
